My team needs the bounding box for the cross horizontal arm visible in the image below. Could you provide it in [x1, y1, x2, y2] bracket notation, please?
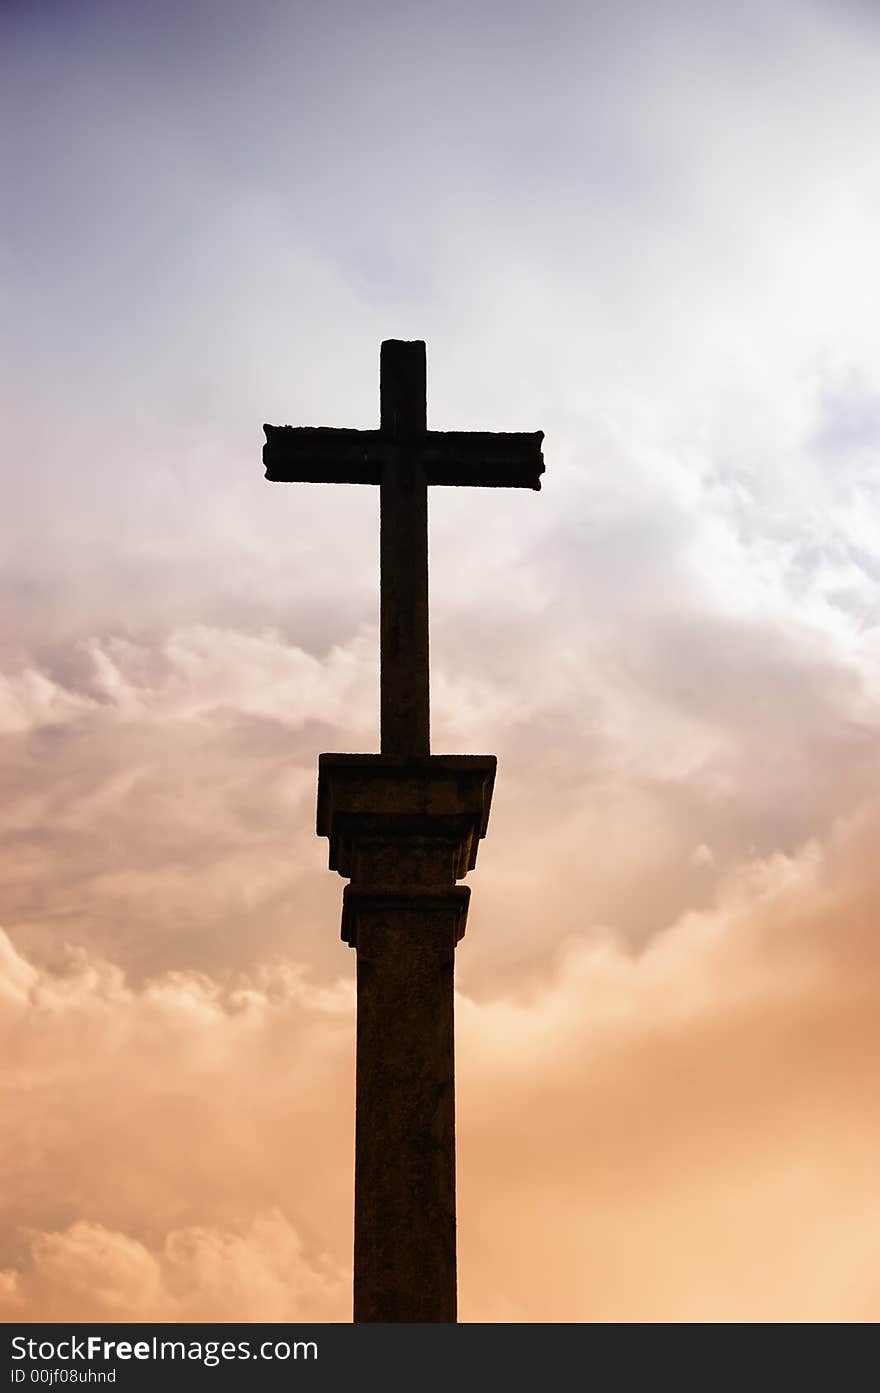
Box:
[419, 431, 544, 490]
[263, 426, 386, 484]
[263, 426, 544, 490]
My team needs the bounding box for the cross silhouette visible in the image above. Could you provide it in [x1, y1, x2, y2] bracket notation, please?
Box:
[263, 340, 544, 756]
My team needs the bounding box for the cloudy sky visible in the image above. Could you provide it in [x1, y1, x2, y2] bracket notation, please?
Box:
[2, 0, 880, 1321]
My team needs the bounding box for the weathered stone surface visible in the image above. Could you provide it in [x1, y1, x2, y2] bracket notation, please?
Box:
[380, 431, 430, 756]
[317, 753, 496, 888]
[262, 426, 544, 488]
[352, 902, 460, 1322]
[318, 753, 495, 1321]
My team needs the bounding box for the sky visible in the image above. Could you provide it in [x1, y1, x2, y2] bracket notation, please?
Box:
[2, 0, 880, 1322]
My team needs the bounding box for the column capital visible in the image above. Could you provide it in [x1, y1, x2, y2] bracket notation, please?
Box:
[341, 885, 470, 949]
[316, 753, 496, 882]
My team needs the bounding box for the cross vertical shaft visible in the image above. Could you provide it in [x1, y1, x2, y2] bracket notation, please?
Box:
[380, 340, 430, 756]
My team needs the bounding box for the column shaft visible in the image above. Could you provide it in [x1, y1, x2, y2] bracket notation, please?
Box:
[352, 896, 462, 1322]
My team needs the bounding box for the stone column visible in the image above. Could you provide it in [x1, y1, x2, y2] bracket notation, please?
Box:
[317, 753, 496, 1323]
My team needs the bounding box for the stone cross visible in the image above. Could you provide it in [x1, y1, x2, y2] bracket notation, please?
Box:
[263, 340, 544, 1322]
[264, 339, 543, 754]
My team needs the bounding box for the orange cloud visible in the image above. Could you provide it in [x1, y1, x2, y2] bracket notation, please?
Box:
[2, 800, 878, 1321]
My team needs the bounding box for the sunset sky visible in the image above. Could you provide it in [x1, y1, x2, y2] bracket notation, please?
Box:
[3, 0, 880, 1322]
